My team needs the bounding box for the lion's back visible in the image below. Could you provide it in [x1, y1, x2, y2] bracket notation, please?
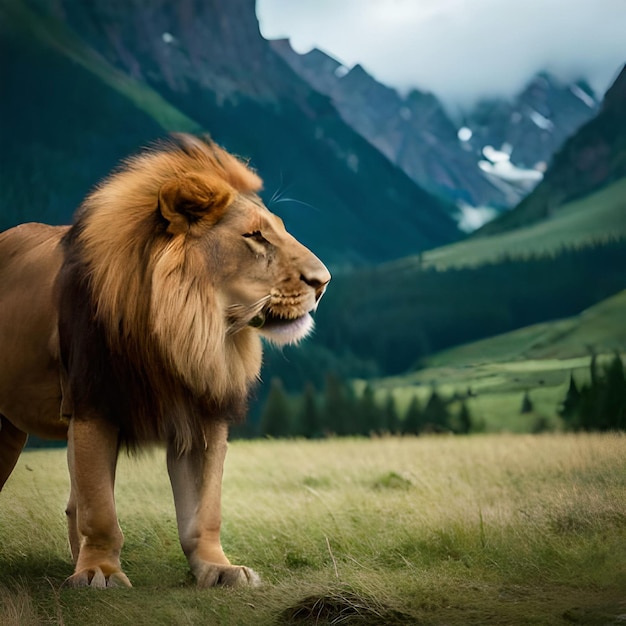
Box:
[0, 223, 68, 436]
[0, 223, 67, 305]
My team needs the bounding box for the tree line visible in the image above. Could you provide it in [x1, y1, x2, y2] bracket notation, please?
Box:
[246, 374, 473, 439]
[251, 351, 626, 439]
[27, 353, 624, 447]
[311, 239, 626, 378]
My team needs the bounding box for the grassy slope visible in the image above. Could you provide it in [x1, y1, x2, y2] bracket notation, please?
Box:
[427, 289, 626, 366]
[389, 177, 626, 271]
[1, 435, 625, 625]
[4, 0, 201, 133]
[374, 292, 625, 432]
[355, 185, 626, 428]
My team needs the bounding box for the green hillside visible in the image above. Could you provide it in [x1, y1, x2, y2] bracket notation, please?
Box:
[389, 176, 626, 271]
[311, 239, 626, 376]
[427, 289, 626, 367]
[368, 291, 626, 432]
[0, 2, 192, 229]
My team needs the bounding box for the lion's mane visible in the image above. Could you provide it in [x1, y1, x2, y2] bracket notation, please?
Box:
[57, 135, 264, 453]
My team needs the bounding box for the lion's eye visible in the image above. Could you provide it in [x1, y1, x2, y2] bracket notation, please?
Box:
[243, 230, 268, 244]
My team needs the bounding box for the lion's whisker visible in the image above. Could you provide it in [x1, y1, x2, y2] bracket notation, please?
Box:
[270, 197, 321, 212]
[268, 171, 290, 206]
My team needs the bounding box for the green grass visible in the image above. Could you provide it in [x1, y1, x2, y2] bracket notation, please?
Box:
[390, 177, 626, 271]
[2, 434, 625, 624]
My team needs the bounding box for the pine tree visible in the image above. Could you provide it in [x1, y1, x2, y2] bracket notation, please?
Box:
[423, 388, 450, 432]
[260, 378, 291, 438]
[558, 353, 626, 432]
[577, 381, 601, 431]
[357, 382, 383, 436]
[559, 373, 580, 427]
[383, 391, 400, 435]
[600, 353, 626, 430]
[342, 380, 359, 435]
[589, 351, 599, 386]
[402, 395, 423, 435]
[456, 400, 473, 434]
[520, 391, 534, 414]
[323, 373, 349, 436]
[298, 382, 321, 439]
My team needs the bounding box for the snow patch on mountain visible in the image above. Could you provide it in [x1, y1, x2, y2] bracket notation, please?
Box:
[570, 84, 596, 107]
[479, 144, 543, 184]
[456, 203, 499, 232]
[529, 110, 554, 130]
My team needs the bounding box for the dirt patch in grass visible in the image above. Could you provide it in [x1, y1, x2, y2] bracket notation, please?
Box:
[279, 590, 417, 625]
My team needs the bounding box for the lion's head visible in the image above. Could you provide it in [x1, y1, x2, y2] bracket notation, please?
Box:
[59, 134, 330, 451]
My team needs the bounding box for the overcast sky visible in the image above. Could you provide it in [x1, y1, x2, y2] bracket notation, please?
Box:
[256, 0, 625, 113]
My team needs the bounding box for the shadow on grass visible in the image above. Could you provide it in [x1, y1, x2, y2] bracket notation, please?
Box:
[0, 553, 70, 588]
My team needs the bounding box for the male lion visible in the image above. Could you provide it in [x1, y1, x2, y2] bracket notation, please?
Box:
[0, 134, 330, 588]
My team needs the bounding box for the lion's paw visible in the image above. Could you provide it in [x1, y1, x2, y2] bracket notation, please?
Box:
[195, 563, 261, 588]
[64, 567, 132, 589]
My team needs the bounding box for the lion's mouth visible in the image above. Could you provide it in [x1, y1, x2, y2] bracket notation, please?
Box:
[249, 309, 314, 345]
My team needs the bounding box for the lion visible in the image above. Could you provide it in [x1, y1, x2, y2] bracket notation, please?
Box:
[0, 134, 330, 588]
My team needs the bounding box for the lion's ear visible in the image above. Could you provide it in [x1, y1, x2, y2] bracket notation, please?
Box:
[158, 174, 235, 235]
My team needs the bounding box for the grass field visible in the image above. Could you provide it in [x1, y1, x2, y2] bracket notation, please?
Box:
[377, 356, 591, 433]
[1, 434, 624, 625]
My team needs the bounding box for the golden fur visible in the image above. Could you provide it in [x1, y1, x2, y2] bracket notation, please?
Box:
[77, 136, 263, 406]
[0, 134, 330, 588]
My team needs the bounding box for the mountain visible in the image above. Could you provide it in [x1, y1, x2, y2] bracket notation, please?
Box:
[0, 0, 460, 267]
[271, 39, 504, 211]
[272, 40, 600, 216]
[464, 73, 599, 191]
[477, 64, 626, 235]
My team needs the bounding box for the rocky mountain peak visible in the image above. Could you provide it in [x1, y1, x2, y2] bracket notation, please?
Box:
[272, 39, 603, 218]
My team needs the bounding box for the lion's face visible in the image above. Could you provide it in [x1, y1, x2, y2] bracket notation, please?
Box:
[206, 194, 331, 346]
[152, 147, 330, 348]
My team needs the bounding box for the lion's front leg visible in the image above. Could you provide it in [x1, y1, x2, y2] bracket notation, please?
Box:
[64, 417, 131, 589]
[167, 420, 260, 588]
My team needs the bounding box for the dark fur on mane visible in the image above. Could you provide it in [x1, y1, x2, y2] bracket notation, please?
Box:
[56, 135, 261, 452]
[57, 228, 248, 452]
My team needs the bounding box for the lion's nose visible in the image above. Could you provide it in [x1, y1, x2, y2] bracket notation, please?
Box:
[301, 259, 331, 301]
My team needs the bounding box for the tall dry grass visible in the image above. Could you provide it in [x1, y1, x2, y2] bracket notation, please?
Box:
[1, 433, 624, 624]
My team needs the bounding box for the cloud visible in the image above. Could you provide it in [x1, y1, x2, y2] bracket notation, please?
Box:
[257, 0, 625, 112]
